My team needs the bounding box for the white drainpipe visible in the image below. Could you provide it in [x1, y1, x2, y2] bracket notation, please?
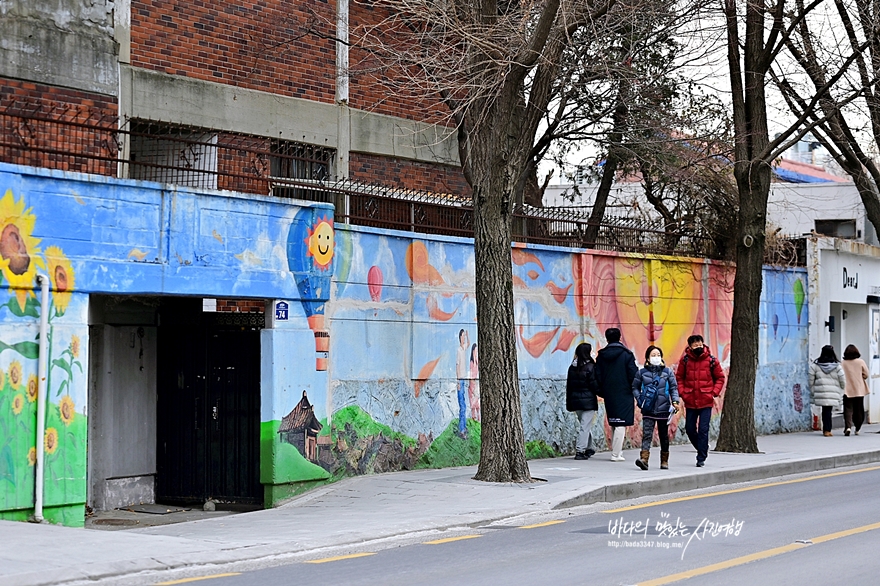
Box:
[33, 274, 50, 523]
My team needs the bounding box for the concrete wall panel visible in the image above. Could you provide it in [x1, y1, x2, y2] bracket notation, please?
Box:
[0, 1, 117, 95]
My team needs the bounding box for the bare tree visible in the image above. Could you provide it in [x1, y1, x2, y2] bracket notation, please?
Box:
[347, 0, 714, 481]
[716, 0, 865, 452]
[773, 0, 880, 239]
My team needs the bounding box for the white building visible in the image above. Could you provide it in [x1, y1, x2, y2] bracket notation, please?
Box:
[807, 237, 880, 423]
[544, 158, 878, 245]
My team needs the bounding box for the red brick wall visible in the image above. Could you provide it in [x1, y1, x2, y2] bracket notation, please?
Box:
[130, 0, 338, 104]
[216, 134, 271, 194]
[347, 3, 449, 124]
[0, 78, 118, 175]
[130, 1, 451, 124]
[216, 299, 265, 313]
[350, 153, 470, 196]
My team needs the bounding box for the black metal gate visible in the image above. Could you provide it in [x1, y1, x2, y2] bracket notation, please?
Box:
[156, 299, 263, 505]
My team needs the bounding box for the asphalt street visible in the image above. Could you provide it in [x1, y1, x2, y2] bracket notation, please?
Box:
[142, 464, 880, 586]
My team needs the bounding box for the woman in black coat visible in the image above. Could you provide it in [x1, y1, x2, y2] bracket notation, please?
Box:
[566, 342, 600, 460]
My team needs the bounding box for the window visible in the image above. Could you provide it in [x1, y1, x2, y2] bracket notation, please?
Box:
[270, 140, 335, 203]
[815, 219, 857, 239]
[128, 121, 218, 189]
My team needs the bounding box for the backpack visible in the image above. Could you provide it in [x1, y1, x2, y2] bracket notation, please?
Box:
[637, 373, 669, 413]
[681, 354, 717, 381]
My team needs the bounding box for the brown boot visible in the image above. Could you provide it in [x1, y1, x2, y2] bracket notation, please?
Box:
[660, 451, 669, 469]
[635, 449, 650, 470]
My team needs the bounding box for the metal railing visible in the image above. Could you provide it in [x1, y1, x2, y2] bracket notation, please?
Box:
[1, 97, 723, 259]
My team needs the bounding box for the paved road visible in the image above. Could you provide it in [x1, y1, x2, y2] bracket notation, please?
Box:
[144, 464, 880, 586]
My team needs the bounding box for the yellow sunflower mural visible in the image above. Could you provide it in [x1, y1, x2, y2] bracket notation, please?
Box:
[70, 335, 80, 359]
[0, 190, 43, 312]
[26, 373, 37, 402]
[60, 395, 75, 426]
[8, 360, 22, 390]
[45, 245, 75, 315]
[27, 447, 36, 466]
[0, 367, 4, 391]
[44, 427, 59, 455]
[12, 393, 24, 415]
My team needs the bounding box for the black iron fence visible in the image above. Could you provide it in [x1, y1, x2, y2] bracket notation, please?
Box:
[0, 97, 726, 259]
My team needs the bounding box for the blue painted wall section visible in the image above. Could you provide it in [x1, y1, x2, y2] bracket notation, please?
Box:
[328, 226, 812, 470]
[0, 163, 333, 522]
[757, 268, 810, 433]
[0, 161, 814, 523]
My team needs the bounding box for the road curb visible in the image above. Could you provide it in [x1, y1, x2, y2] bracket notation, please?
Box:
[551, 449, 880, 509]
[13, 448, 880, 586]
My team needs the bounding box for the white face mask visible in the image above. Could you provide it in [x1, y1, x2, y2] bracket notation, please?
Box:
[649, 356, 662, 366]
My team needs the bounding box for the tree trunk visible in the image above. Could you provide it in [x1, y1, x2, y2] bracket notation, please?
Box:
[471, 180, 532, 482]
[467, 94, 533, 483]
[715, 164, 767, 453]
[716, 0, 768, 453]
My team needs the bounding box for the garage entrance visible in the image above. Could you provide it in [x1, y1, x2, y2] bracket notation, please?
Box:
[156, 298, 264, 506]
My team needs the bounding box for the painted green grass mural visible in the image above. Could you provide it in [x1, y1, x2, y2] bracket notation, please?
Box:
[263, 404, 561, 502]
[415, 419, 482, 469]
[260, 420, 330, 485]
[0, 189, 87, 526]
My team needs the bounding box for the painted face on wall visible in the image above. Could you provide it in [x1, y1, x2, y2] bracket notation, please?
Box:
[614, 257, 702, 351]
[307, 219, 334, 270]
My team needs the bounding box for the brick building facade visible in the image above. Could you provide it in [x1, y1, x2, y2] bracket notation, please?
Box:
[2, 0, 466, 195]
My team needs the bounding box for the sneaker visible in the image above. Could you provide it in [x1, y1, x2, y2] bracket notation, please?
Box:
[696, 461, 705, 467]
[574, 451, 588, 460]
[855, 429, 860, 435]
[823, 431, 833, 437]
[610, 455, 626, 462]
[586, 448, 596, 458]
[845, 428, 851, 436]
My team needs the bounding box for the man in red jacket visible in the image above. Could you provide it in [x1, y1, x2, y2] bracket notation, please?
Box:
[675, 334, 725, 467]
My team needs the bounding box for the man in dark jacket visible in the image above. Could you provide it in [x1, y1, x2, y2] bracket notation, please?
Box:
[675, 334, 725, 467]
[595, 328, 639, 461]
[566, 343, 600, 460]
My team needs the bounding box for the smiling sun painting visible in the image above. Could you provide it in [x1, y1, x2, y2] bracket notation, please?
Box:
[305, 216, 334, 271]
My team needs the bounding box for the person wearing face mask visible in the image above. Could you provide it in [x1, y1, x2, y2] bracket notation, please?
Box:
[675, 334, 725, 467]
[632, 345, 680, 470]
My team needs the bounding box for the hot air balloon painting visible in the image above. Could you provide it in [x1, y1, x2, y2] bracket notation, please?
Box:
[793, 278, 805, 323]
[288, 208, 335, 369]
[368, 265, 383, 302]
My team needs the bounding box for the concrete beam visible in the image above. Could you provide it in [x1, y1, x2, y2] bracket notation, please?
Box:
[0, 12, 118, 96]
[121, 66, 459, 167]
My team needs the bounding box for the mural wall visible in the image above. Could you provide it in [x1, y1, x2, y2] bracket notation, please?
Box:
[0, 163, 334, 523]
[0, 162, 812, 523]
[320, 226, 810, 476]
[0, 189, 88, 526]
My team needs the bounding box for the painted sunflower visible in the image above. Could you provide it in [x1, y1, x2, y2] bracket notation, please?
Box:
[27, 447, 36, 466]
[70, 335, 80, 359]
[26, 373, 37, 402]
[59, 395, 75, 426]
[45, 246, 74, 315]
[12, 393, 24, 415]
[8, 361, 22, 390]
[0, 190, 43, 312]
[44, 427, 58, 455]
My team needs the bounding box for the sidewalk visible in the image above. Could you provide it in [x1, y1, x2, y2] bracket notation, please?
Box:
[4, 426, 880, 586]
